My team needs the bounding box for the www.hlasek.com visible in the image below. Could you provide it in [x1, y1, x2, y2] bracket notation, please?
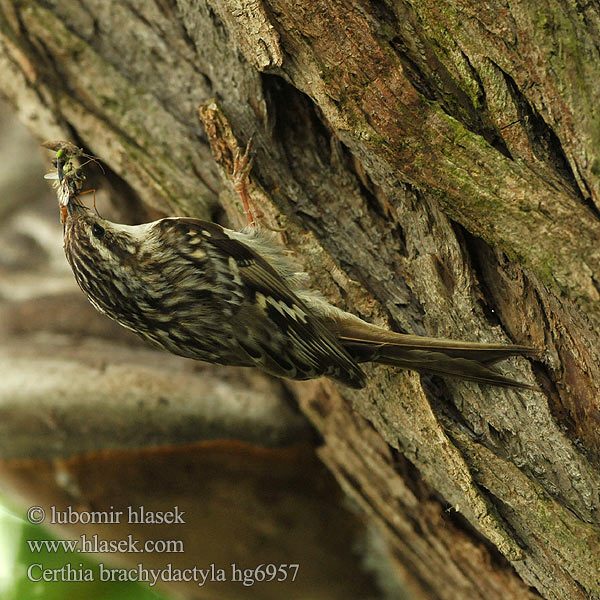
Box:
[25, 505, 298, 587]
[27, 563, 300, 587]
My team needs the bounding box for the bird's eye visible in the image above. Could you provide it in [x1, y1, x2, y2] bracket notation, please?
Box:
[92, 224, 105, 239]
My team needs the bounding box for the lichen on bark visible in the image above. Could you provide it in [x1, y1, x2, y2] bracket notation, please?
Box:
[1, 1, 599, 598]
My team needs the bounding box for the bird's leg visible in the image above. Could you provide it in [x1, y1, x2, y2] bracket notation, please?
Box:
[232, 140, 263, 228]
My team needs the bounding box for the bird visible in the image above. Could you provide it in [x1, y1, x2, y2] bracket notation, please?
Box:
[43, 140, 540, 391]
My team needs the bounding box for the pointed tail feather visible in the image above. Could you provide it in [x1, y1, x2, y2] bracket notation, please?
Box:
[337, 322, 538, 363]
[376, 349, 539, 390]
[337, 323, 540, 390]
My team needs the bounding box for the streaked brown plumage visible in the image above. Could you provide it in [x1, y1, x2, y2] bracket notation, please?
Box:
[45, 141, 540, 391]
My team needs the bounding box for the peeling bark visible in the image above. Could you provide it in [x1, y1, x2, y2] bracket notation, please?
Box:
[1, 1, 599, 599]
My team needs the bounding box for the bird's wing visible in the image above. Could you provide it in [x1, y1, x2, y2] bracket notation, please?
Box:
[170, 218, 366, 388]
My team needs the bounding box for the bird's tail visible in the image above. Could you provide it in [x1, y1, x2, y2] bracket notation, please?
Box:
[337, 322, 540, 390]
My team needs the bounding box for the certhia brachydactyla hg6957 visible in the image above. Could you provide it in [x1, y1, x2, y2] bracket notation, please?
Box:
[43, 140, 539, 390]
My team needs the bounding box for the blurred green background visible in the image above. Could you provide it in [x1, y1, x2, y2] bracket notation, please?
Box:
[0, 494, 169, 600]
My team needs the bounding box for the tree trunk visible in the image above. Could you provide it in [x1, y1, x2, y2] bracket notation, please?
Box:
[1, 1, 599, 599]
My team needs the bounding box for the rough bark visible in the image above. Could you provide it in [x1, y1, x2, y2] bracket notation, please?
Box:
[1, 1, 599, 599]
